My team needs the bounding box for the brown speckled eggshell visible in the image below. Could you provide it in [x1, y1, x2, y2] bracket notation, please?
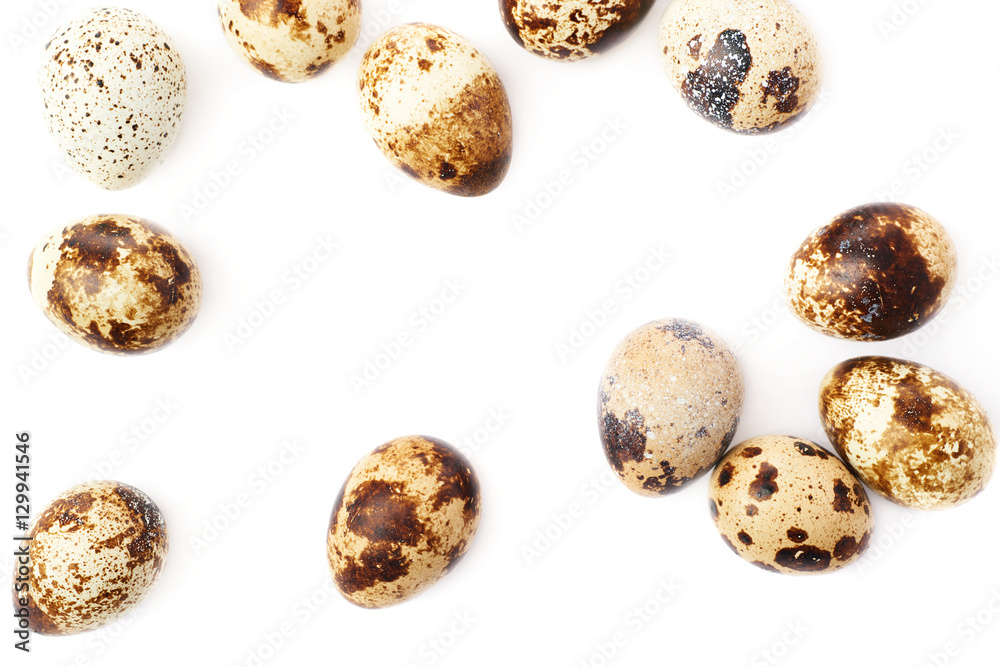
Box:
[12, 481, 168, 635]
[500, 0, 655, 61]
[327, 435, 482, 608]
[658, 0, 822, 134]
[598, 319, 744, 497]
[217, 0, 361, 82]
[785, 203, 956, 341]
[28, 215, 202, 356]
[357, 23, 513, 197]
[709, 435, 873, 575]
[820, 356, 996, 510]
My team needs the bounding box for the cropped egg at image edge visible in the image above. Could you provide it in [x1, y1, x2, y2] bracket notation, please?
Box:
[2, 1, 998, 666]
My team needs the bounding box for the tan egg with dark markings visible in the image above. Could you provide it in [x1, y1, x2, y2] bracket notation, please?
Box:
[12, 481, 168, 635]
[500, 0, 655, 61]
[358, 23, 513, 196]
[327, 436, 482, 608]
[709, 435, 873, 575]
[217, 0, 361, 82]
[820, 356, 996, 510]
[658, 0, 822, 134]
[598, 319, 744, 497]
[28, 215, 202, 355]
[785, 203, 956, 341]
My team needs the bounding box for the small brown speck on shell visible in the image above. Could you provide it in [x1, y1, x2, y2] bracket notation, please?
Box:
[327, 435, 482, 608]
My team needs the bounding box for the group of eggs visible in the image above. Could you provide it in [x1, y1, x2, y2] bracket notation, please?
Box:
[14, 0, 994, 645]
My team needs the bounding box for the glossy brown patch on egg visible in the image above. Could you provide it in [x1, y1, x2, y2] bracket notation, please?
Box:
[500, 0, 654, 61]
[28, 215, 202, 355]
[658, 0, 823, 134]
[358, 23, 513, 197]
[598, 319, 744, 497]
[328, 436, 481, 608]
[709, 435, 873, 575]
[219, 0, 360, 82]
[13, 481, 167, 635]
[820, 356, 996, 510]
[785, 203, 957, 341]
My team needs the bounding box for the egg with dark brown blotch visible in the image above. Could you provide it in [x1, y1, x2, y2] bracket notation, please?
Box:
[785, 203, 956, 341]
[709, 435, 873, 575]
[658, 0, 822, 134]
[39, 8, 186, 189]
[500, 0, 655, 61]
[12, 481, 167, 635]
[598, 319, 744, 497]
[217, 0, 361, 82]
[358, 23, 513, 197]
[820, 356, 996, 510]
[327, 436, 482, 608]
[28, 215, 202, 355]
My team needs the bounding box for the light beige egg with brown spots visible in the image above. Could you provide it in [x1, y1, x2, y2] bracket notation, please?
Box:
[598, 319, 744, 497]
[12, 481, 168, 635]
[28, 215, 202, 356]
[709, 436, 873, 575]
[358, 23, 513, 196]
[327, 436, 482, 608]
[39, 8, 186, 189]
[658, 0, 822, 134]
[820, 356, 997, 510]
[218, 0, 361, 82]
[500, 0, 655, 61]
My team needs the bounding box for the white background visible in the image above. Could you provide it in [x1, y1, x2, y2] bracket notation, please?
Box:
[3, 1, 999, 666]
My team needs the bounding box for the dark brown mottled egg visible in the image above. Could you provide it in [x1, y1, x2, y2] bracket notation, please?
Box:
[820, 356, 996, 510]
[785, 203, 956, 341]
[12, 481, 167, 635]
[598, 319, 744, 497]
[28, 215, 202, 355]
[358, 23, 513, 196]
[327, 436, 482, 608]
[709, 435, 873, 575]
[658, 0, 822, 134]
[500, 0, 655, 61]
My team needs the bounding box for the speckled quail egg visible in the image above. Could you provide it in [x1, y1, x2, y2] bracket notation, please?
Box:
[709, 435, 873, 575]
[598, 319, 744, 497]
[28, 215, 202, 355]
[785, 203, 956, 341]
[658, 0, 822, 134]
[218, 0, 361, 82]
[358, 23, 513, 197]
[12, 481, 167, 635]
[500, 0, 655, 61]
[820, 356, 996, 510]
[39, 8, 186, 189]
[327, 436, 482, 608]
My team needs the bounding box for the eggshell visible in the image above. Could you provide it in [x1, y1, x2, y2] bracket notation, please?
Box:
[785, 203, 956, 341]
[598, 319, 744, 497]
[709, 435, 873, 575]
[327, 436, 482, 608]
[500, 0, 654, 61]
[218, 0, 361, 82]
[820, 356, 996, 510]
[39, 8, 186, 189]
[658, 0, 822, 134]
[28, 215, 202, 356]
[358, 23, 513, 196]
[12, 481, 167, 635]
